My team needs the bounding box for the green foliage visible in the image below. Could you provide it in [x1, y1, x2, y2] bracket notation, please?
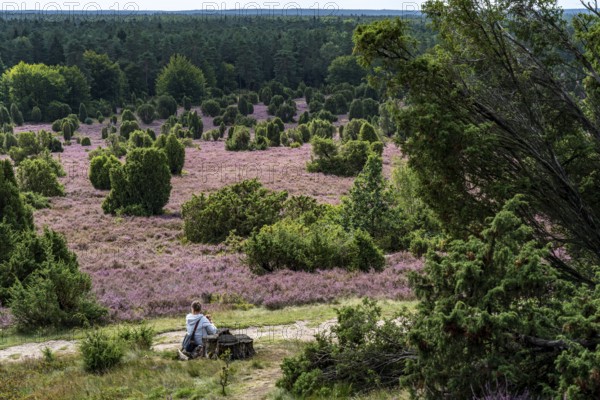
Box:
[102, 147, 171, 216]
[163, 134, 185, 175]
[16, 158, 64, 197]
[326, 55, 366, 86]
[341, 155, 393, 242]
[20, 191, 50, 210]
[278, 299, 410, 396]
[78, 103, 88, 122]
[30, 106, 42, 123]
[245, 219, 384, 274]
[128, 130, 153, 149]
[136, 103, 156, 124]
[1, 225, 106, 329]
[156, 95, 178, 119]
[0, 105, 11, 125]
[119, 120, 139, 140]
[121, 109, 137, 122]
[225, 126, 250, 151]
[1, 62, 88, 121]
[201, 99, 221, 117]
[117, 324, 155, 351]
[3, 132, 17, 151]
[156, 54, 206, 103]
[342, 119, 367, 142]
[81, 136, 91, 146]
[187, 111, 203, 139]
[80, 330, 124, 373]
[9, 258, 107, 330]
[82, 51, 123, 104]
[62, 120, 72, 141]
[222, 105, 240, 125]
[89, 155, 121, 190]
[358, 122, 379, 143]
[307, 119, 335, 139]
[307, 137, 373, 177]
[403, 199, 568, 398]
[46, 102, 72, 122]
[348, 99, 365, 120]
[182, 179, 287, 243]
[10, 103, 23, 126]
[0, 159, 33, 231]
[219, 349, 232, 395]
[182, 95, 192, 111]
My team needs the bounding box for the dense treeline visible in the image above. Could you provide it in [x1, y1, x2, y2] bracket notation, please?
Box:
[0, 15, 430, 102]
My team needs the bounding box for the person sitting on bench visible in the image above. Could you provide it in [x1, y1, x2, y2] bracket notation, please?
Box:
[179, 300, 217, 360]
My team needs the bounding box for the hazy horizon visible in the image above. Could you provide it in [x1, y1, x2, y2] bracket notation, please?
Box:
[2, 0, 590, 13]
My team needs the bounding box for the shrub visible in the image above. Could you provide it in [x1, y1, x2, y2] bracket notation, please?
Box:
[10, 103, 23, 126]
[89, 155, 121, 190]
[119, 120, 139, 140]
[187, 111, 203, 139]
[238, 96, 250, 116]
[46, 101, 71, 122]
[17, 158, 64, 197]
[163, 134, 185, 175]
[78, 103, 88, 122]
[358, 122, 380, 143]
[307, 119, 335, 139]
[313, 109, 338, 123]
[278, 299, 408, 396]
[250, 134, 269, 150]
[118, 324, 155, 351]
[81, 137, 91, 146]
[156, 95, 178, 119]
[182, 95, 192, 111]
[343, 119, 367, 142]
[201, 99, 221, 117]
[0, 105, 10, 125]
[80, 330, 124, 373]
[102, 147, 171, 216]
[348, 99, 364, 120]
[121, 109, 137, 122]
[62, 121, 72, 141]
[9, 257, 107, 330]
[245, 219, 384, 273]
[362, 98, 379, 120]
[136, 103, 156, 124]
[298, 111, 310, 125]
[30, 106, 42, 123]
[202, 129, 220, 141]
[182, 179, 287, 243]
[0, 159, 33, 232]
[222, 105, 240, 125]
[21, 191, 50, 210]
[128, 130, 153, 148]
[2, 133, 19, 151]
[84, 117, 93, 125]
[307, 137, 373, 177]
[225, 126, 251, 151]
[371, 141, 383, 156]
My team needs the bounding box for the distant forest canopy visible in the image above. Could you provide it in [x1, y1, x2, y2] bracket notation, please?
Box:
[0, 15, 432, 119]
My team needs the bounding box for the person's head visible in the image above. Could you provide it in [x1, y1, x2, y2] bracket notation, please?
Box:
[191, 301, 202, 314]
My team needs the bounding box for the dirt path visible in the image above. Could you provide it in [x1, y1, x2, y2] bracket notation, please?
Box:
[0, 319, 336, 363]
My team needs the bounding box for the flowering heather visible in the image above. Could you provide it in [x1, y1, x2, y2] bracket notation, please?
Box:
[11, 105, 415, 322]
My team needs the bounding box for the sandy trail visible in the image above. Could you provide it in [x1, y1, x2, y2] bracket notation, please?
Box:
[0, 319, 336, 363]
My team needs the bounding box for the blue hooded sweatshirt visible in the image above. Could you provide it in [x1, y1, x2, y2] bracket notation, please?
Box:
[186, 313, 217, 345]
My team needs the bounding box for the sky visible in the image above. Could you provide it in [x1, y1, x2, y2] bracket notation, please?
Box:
[4, 0, 588, 12]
